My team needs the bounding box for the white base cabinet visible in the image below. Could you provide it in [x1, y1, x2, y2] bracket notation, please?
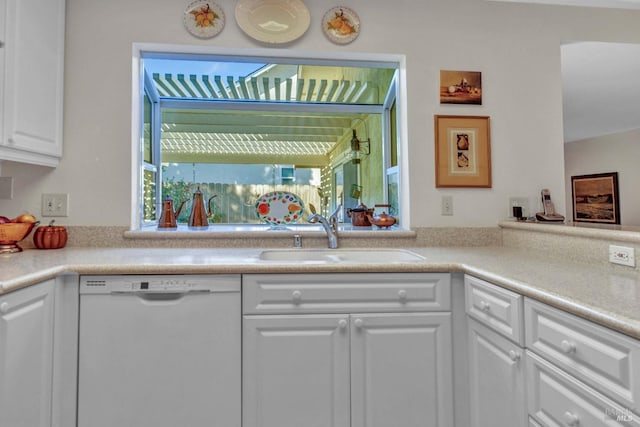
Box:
[243, 273, 453, 427]
[467, 318, 527, 427]
[0, 280, 55, 427]
[243, 314, 351, 427]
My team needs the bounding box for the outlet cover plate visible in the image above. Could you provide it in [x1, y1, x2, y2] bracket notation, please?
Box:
[609, 245, 635, 267]
[441, 195, 453, 216]
[508, 197, 529, 218]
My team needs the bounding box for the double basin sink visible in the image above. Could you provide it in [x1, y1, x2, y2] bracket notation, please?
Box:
[258, 248, 425, 264]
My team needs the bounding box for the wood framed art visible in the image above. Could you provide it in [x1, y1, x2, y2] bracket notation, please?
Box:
[434, 115, 491, 188]
[571, 172, 620, 224]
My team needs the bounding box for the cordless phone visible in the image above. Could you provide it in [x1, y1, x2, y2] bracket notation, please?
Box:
[535, 189, 565, 222]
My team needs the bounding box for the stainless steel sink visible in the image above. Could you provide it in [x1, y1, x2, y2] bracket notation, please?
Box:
[258, 248, 425, 263]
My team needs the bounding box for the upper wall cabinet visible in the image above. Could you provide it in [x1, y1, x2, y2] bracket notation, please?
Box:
[0, 0, 65, 167]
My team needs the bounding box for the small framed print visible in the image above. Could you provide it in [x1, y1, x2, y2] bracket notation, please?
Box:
[571, 172, 620, 224]
[440, 70, 482, 105]
[434, 115, 491, 188]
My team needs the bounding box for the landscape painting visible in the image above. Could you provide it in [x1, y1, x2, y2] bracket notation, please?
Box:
[571, 172, 620, 224]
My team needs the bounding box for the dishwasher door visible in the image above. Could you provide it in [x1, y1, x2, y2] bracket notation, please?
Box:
[77, 275, 241, 427]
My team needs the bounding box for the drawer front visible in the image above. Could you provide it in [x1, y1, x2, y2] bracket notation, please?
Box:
[527, 351, 640, 427]
[242, 273, 451, 314]
[525, 298, 640, 411]
[465, 275, 524, 345]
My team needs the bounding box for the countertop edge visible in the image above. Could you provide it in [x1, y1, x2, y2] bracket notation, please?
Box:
[1, 247, 638, 340]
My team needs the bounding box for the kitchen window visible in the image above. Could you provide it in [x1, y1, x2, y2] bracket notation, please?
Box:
[134, 47, 405, 229]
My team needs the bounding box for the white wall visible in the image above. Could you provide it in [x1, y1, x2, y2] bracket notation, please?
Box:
[1, 0, 640, 227]
[564, 128, 640, 226]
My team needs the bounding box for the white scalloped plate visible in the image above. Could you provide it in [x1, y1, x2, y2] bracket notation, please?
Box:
[184, 1, 225, 39]
[235, 0, 310, 44]
[322, 6, 360, 45]
[255, 191, 305, 225]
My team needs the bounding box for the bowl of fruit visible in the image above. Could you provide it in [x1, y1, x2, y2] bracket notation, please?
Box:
[0, 213, 39, 254]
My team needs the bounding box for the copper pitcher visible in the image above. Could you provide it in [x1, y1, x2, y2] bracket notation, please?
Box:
[346, 203, 374, 227]
[188, 186, 217, 228]
[157, 197, 186, 229]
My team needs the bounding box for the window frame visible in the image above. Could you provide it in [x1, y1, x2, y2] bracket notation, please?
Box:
[131, 44, 409, 230]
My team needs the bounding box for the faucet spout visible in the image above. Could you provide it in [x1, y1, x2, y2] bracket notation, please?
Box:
[308, 208, 340, 249]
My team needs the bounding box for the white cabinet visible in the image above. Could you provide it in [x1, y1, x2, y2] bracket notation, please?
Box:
[467, 318, 527, 427]
[243, 273, 453, 427]
[464, 275, 527, 427]
[243, 315, 351, 427]
[350, 312, 452, 427]
[0, 0, 65, 166]
[0, 280, 55, 427]
[525, 298, 640, 427]
[527, 351, 640, 427]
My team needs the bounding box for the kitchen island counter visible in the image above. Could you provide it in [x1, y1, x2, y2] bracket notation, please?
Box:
[1, 246, 638, 339]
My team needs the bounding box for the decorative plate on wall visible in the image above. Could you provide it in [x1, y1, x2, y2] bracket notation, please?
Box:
[235, 0, 310, 44]
[184, 1, 225, 39]
[322, 6, 360, 45]
[255, 191, 305, 225]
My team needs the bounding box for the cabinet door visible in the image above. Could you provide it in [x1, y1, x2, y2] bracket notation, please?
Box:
[243, 314, 351, 427]
[350, 313, 454, 427]
[467, 318, 527, 427]
[0, 280, 55, 427]
[1, 0, 65, 166]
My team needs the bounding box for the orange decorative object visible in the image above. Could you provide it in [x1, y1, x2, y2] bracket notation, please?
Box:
[33, 222, 68, 250]
[0, 222, 38, 253]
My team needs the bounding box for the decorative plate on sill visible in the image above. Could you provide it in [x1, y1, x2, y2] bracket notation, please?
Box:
[322, 6, 360, 45]
[184, 1, 225, 39]
[255, 191, 305, 225]
[235, 0, 310, 44]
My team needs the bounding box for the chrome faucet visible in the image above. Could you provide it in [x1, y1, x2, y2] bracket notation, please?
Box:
[308, 204, 341, 249]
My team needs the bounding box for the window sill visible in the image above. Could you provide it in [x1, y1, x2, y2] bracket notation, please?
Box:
[125, 224, 416, 240]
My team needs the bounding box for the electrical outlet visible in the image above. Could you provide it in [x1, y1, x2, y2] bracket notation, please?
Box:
[441, 195, 453, 216]
[609, 245, 635, 267]
[42, 193, 69, 217]
[508, 197, 529, 218]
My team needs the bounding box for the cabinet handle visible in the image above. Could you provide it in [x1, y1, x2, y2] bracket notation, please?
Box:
[0, 41, 4, 48]
[563, 411, 580, 426]
[353, 318, 364, 329]
[479, 301, 491, 312]
[0, 302, 9, 314]
[398, 289, 407, 301]
[291, 290, 302, 303]
[561, 339, 577, 354]
[338, 319, 348, 329]
[508, 350, 521, 362]
[7, 138, 15, 144]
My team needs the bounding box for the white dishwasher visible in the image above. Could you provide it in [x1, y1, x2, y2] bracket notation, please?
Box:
[77, 274, 241, 427]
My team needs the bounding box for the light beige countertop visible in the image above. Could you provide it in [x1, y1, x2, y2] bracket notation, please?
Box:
[1, 246, 639, 339]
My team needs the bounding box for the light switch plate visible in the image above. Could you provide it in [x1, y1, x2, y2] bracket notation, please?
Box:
[42, 193, 69, 217]
[0, 177, 13, 199]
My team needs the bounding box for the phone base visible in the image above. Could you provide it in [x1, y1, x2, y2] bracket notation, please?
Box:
[535, 212, 565, 222]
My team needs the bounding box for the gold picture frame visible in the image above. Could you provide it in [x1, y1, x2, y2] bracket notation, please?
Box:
[434, 115, 491, 188]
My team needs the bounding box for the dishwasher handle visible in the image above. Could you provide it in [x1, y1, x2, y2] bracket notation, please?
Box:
[111, 289, 212, 301]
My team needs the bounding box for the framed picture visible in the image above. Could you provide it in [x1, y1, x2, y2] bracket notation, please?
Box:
[434, 115, 491, 188]
[440, 70, 482, 105]
[571, 172, 620, 224]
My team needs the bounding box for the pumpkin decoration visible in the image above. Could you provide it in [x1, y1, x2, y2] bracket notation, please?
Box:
[33, 220, 68, 250]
